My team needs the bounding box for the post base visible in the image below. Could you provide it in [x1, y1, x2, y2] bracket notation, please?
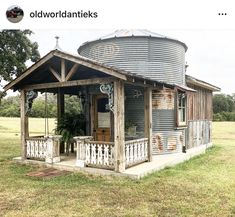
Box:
[76, 160, 85, 167]
[45, 156, 61, 164]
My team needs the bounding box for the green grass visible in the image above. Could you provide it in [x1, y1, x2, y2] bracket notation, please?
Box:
[0, 118, 235, 217]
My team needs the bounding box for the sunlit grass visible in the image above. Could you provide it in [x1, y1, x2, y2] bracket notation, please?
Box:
[0, 119, 235, 216]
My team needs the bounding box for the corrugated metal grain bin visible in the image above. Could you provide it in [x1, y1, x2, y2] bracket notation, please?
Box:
[78, 30, 187, 85]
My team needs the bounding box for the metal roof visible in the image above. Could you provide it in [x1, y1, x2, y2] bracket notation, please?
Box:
[79, 29, 188, 51]
[99, 29, 168, 39]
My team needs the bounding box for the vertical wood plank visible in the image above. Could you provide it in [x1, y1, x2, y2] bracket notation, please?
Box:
[57, 88, 65, 153]
[20, 90, 28, 159]
[144, 87, 152, 162]
[61, 59, 66, 82]
[114, 80, 125, 172]
[57, 88, 65, 120]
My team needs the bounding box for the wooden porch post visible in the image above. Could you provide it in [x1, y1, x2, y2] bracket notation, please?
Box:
[114, 80, 125, 172]
[144, 87, 153, 162]
[57, 88, 65, 153]
[20, 90, 29, 160]
[57, 88, 65, 120]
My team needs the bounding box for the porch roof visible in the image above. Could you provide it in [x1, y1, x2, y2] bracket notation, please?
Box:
[186, 75, 221, 92]
[4, 49, 174, 93]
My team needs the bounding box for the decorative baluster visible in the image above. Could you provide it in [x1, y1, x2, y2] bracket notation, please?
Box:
[137, 141, 141, 161]
[125, 143, 130, 166]
[110, 145, 114, 166]
[26, 140, 30, 157]
[85, 143, 91, 164]
[35, 140, 39, 158]
[140, 140, 144, 160]
[91, 143, 96, 164]
[129, 143, 134, 164]
[97, 144, 103, 165]
[31, 141, 35, 157]
[43, 140, 47, 158]
[103, 144, 109, 166]
[38, 140, 42, 158]
[134, 142, 138, 162]
[144, 139, 148, 158]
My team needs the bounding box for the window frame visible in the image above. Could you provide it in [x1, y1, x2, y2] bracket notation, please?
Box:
[177, 91, 187, 127]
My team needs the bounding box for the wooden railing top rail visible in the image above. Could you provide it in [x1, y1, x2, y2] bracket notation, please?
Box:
[125, 138, 148, 145]
[87, 141, 115, 146]
[26, 137, 47, 141]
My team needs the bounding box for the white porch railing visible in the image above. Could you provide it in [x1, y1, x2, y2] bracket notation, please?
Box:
[125, 138, 148, 168]
[26, 137, 47, 159]
[74, 136, 115, 169]
[26, 135, 61, 163]
[85, 141, 115, 169]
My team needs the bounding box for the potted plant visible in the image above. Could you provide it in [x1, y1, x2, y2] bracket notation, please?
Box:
[125, 120, 137, 136]
[56, 112, 86, 155]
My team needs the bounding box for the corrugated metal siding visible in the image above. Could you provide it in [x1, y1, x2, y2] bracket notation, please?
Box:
[152, 89, 175, 109]
[152, 131, 183, 154]
[79, 37, 186, 85]
[152, 110, 175, 131]
[125, 85, 145, 132]
[187, 120, 212, 149]
[152, 89, 175, 131]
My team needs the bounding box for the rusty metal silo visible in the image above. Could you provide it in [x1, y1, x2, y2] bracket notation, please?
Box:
[78, 29, 187, 85]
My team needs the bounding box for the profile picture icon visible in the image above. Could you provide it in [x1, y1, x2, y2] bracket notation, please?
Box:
[6, 5, 24, 23]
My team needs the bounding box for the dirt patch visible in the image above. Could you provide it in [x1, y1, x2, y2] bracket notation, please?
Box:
[26, 168, 71, 178]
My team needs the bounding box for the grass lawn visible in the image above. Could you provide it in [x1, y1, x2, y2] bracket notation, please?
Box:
[0, 118, 235, 217]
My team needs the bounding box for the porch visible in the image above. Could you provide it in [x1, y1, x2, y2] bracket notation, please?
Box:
[25, 135, 149, 170]
[14, 142, 212, 179]
[3, 49, 165, 173]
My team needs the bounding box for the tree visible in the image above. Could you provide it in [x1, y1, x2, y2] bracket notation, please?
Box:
[0, 30, 40, 97]
[213, 94, 235, 113]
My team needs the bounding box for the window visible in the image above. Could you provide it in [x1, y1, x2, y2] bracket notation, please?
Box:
[178, 93, 187, 126]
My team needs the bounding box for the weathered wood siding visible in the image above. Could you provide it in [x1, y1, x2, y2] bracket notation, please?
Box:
[186, 84, 213, 149]
[187, 84, 213, 121]
[187, 120, 212, 149]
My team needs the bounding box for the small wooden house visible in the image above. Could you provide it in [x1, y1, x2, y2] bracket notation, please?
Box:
[4, 30, 220, 173]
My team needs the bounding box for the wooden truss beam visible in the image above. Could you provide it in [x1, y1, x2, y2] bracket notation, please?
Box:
[54, 52, 127, 81]
[65, 63, 79, 81]
[49, 67, 61, 82]
[23, 77, 115, 91]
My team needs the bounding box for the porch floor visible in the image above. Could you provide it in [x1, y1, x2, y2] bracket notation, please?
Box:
[13, 143, 212, 179]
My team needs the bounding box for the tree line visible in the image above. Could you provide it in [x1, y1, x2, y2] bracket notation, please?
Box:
[0, 94, 81, 118]
[1, 93, 234, 121]
[213, 93, 235, 121]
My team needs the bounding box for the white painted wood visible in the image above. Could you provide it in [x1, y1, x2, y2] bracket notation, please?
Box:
[35, 141, 39, 158]
[129, 144, 134, 164]
[125, 144, 130, 165]
[85, 143, 91, 164]
[91, 143, 96, 164]
[97, 144, 103, 165]
[25, 136, 61, 162]
[103, 144, 109, 166]
[125, 138, 149, 168]
[79, 141, 115, 168]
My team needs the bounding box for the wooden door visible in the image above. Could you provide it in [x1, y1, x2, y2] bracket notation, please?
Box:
[93, 95, 111, 142]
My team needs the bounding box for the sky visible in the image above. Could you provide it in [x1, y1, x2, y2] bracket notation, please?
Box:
[1, 0, 235, 95]
[29, 29, 235, 95]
